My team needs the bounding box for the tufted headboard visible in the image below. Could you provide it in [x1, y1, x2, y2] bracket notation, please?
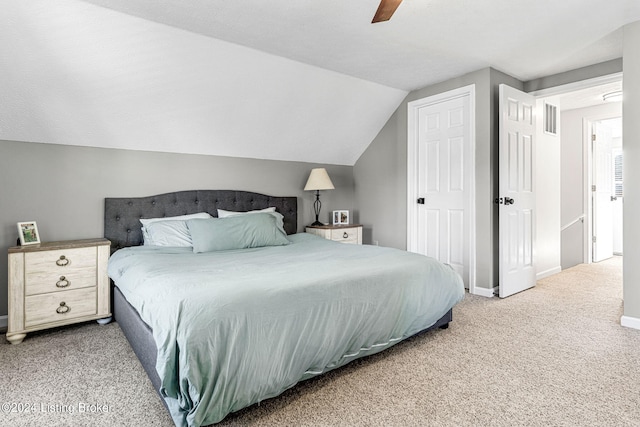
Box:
[104, 190, 297, 252]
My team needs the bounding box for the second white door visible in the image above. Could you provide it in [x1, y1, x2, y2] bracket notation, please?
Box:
[498, 84, 536, 298]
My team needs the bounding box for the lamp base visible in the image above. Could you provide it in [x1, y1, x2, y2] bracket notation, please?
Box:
[309, 221, 324, 227]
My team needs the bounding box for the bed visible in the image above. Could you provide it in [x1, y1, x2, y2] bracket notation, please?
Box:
[104, 190, 464, 427]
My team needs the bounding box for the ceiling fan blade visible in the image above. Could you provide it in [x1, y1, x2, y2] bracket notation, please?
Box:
[372, 0, 403, 23]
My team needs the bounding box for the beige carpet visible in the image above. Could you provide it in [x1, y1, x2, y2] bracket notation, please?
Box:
[2, 257, 638, 427]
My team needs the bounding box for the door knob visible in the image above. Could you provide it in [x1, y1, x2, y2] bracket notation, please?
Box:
[495, 197, 514, 205]
[417, 198, 425, 205]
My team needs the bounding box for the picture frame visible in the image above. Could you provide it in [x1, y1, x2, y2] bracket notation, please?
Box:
[333, 210, 349, 225]
[17, 221, 40, 246]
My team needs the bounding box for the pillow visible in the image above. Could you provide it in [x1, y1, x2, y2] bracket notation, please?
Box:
[217, 207, 286, 236]
[217, 207, 276, 218]
[144, 220, 193, 247]
[140, 212, 211, 246]
[187, 213, 290, 253]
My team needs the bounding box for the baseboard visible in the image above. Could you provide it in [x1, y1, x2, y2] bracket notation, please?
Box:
[621, 315, 640, 330]
[471, 286, 497, 298]
[0, 315, 7, 331]
[536, 266, 562, 280]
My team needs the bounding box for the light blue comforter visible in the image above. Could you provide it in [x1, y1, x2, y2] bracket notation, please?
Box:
[108, 233, 464, 426]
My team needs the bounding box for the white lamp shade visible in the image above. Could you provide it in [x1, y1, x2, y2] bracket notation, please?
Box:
[304, 168, 335, 191]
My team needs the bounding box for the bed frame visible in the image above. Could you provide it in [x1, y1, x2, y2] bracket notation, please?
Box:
[104, 190, 451, 415]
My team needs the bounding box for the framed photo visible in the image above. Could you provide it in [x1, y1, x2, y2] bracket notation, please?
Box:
[17, 221, 40, 245]
[333, 210, 349, 225]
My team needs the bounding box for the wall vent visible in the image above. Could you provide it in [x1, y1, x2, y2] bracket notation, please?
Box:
[544, 103, 558, 135]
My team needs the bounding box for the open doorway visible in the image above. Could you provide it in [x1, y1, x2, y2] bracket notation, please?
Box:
[532, 74, 622, 272]
[590, 117, 623, 262]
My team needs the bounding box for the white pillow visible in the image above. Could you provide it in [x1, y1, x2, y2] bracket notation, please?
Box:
[217, 207, 276, 218]
[140, 212, 212, 246]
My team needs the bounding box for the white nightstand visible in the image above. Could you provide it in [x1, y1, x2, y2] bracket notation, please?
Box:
[305, 224, 363, 245]
[6, 238, 112, 345]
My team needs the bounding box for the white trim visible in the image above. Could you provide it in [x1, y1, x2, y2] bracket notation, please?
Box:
[621, 315, 640, 330]
[536, 266, 562, 280]
[407, 84, 477, 293]
[0, 315, 7, 330]
[582, 117, 593, 264]
[471, 286, 497, 298]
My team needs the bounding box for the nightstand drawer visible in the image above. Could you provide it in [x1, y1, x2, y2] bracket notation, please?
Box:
[25, 287, 97, 328]
[331, 228, 359, 243]
[25, 247, 97, 295]
[306, 224, 363, 245]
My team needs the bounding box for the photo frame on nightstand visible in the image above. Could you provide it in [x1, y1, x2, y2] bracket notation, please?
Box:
[333, 210, 349, 225]
[17, 221, 40, 246]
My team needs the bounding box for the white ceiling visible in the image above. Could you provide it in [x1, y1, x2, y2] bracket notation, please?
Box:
[558, 81, 623, 112]
[1, 0, 639, 165]
[79, 0, 640, 91]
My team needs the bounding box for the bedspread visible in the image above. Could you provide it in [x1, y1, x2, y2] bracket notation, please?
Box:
[108, 233, 464, 426]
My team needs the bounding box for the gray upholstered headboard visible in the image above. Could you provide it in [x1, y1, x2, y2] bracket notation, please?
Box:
[104, 190, 297, 252]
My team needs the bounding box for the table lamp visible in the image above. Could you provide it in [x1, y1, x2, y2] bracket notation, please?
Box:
[304, 168, 335, 226]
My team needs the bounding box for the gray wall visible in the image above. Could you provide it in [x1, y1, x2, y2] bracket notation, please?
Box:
[524, 59, 623, 93]
[354, 67, 524, 291]
[0, 140, 355, 317]
[623, 21, 640, 322]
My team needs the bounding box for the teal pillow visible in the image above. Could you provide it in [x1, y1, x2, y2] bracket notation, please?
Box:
[187, 213, 290, 253]
[217, 208, 287, 236]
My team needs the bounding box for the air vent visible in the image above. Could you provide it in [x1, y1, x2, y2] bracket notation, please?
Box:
[544, 103, 558, 135]
[614, 151, 623, 197]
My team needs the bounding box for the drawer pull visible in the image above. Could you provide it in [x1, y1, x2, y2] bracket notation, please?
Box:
[56, 256, 70, 267]
[56, 276, 70, 288]
[343, 232, 349, 239]
[56, 302, 70, 314]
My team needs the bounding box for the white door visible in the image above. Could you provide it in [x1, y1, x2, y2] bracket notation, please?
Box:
[407, 86, 474, 289]
[498, 84, 536, 298]
[592, 121, 614, 262]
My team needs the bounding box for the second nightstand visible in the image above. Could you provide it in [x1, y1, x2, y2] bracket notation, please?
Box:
[305, 224, 363, 245]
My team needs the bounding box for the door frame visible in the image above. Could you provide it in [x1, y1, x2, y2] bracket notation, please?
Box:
[584, 114, 622, 263]
[530, 72, 623, 266]
[407, 84, 477, 294]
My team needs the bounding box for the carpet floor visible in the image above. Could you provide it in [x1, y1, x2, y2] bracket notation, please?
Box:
[1, 256, 638, 426]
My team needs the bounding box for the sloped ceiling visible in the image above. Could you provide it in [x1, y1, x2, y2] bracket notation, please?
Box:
[1, 1, 640, 165]
[0, 0, 406, 165]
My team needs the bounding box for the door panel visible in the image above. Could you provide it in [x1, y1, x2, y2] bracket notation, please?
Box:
[499, 84, 537, 298]
[449, 137, 464, 191]
[425, 209, 440, 258]
[448, 210, 464, 265]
